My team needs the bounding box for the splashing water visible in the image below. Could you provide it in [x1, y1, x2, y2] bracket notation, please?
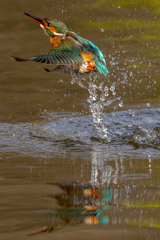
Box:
[71, 73, 121, 142]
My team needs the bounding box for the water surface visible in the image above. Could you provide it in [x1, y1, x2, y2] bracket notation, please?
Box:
[1, 1, 160, 239]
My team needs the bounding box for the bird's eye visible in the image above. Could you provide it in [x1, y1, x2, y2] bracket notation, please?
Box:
[48, 23, 52, 27]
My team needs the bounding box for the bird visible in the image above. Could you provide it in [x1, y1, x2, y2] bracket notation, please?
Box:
[50, 181, 98, 207]
[11, 12, 109, 75]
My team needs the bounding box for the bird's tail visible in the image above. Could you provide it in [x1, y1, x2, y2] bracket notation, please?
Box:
[96, 61, 109, 75]
[10, 56, 27, 62]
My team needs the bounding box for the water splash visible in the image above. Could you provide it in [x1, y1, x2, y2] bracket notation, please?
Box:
[71, 73, 120, 142]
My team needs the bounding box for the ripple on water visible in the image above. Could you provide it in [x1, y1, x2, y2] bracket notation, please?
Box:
[0, 108, 160, 159]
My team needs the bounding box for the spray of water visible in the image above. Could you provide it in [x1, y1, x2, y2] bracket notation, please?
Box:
[71, 73, 121, 142]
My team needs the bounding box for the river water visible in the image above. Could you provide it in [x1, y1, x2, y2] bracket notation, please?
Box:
[1, 1, 160, 239]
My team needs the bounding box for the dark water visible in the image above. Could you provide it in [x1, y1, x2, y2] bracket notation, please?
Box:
[1, 1, 160, 239]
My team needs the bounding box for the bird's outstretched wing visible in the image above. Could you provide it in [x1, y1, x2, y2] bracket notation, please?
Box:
[11, 39, 83, 66]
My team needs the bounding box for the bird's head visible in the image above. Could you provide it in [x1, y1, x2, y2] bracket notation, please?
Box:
[24, 12, 68, 37]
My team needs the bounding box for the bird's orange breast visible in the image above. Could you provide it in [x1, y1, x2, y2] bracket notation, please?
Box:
[80, 51, 96, 72]
[50, 36, 62, 48]
[80, 51, 95, 66]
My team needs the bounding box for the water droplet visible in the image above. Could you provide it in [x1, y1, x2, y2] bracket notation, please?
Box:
[147, 103, 150, 107]
[110, 82, 116, 92]
[129, 72, 133, 77]
[100, 28, 104, 32]
[118, 101, 123, 107]
[128, 122, 132, 127]
[128, 109, 135, 117]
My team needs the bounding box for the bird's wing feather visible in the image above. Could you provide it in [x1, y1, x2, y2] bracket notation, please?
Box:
[11, 39, 83, 66]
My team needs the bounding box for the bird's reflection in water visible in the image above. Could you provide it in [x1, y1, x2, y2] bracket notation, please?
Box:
[28, 182, 112, 236]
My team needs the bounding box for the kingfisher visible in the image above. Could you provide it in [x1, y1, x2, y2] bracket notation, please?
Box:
[11, 12, 109, 75]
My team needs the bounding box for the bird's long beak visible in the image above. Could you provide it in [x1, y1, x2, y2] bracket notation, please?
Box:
[24, 12, 44, 25]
